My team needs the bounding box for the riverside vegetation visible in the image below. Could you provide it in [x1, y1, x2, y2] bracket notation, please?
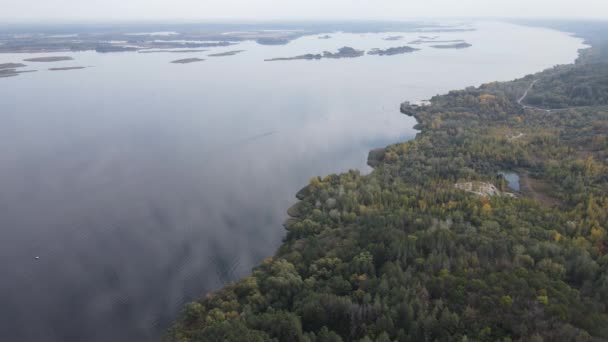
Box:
[166, 23, 608, 342]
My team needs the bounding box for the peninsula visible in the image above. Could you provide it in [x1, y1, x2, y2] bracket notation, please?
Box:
[166, 23, 608, 342]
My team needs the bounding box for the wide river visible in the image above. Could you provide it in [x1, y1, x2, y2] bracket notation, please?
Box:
[0, 21, 584, 341]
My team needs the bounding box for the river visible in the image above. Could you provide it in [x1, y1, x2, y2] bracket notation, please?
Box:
[0, 21, 584, 341]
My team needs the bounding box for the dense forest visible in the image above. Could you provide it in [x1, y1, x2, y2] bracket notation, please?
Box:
[166, 22, 608, 341]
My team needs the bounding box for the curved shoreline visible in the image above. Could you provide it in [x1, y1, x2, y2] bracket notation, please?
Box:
[166, 22, 608, 341]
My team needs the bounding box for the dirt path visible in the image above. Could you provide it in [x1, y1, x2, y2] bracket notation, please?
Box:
[518, 79, 552, 114]
[518, 80, 538, 104]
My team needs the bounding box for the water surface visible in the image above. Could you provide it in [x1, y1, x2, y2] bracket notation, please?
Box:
[499, 171, 521, 191]
[0, 22, 584, 341]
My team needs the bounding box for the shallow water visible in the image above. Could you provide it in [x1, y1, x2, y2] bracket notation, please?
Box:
[0, 22, 584, 341]
[500, 171, 521, 191]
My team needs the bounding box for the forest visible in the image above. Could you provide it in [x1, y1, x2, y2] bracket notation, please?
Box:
[166, 23, 608, 342]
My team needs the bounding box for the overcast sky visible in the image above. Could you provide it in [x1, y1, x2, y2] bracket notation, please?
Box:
[1, 0, 607, 21]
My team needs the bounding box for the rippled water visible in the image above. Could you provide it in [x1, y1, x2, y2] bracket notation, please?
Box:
[0, 22, 584, 341]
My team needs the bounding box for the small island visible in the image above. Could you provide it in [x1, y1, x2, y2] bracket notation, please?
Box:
[23, 56, 73, 62]
[266, 54, 322, 61]
[0, 63, 27, 69]
[266, 46, 364, 61]
[318, 35, 332, 40]
[95, 45, 139, 53]
[0, 69, 19, 78]
[323, 47, 365, 58]
[138, 49, 208, 54]
[208, 50, 245, 57]
[0, 68, 36, 78]
[256, 37, 290, 45]
[0, 62, 36, 78]
[49, 66, 87, 71]
[383, 35, 404, 41]
[368, 46, 419, 56]
[430, 42, 472, 49]
[409, 39, 465, 44]
[170, 58, 205, 64]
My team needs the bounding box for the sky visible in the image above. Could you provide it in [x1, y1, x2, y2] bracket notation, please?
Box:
[1, 0, 607, 21]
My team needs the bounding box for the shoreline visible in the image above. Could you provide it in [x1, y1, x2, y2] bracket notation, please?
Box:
[166, 22, 608, 341]
[0, 22, 475, 54]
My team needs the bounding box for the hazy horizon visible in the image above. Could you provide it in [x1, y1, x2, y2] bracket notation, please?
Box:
[1, 0, 606, 22]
